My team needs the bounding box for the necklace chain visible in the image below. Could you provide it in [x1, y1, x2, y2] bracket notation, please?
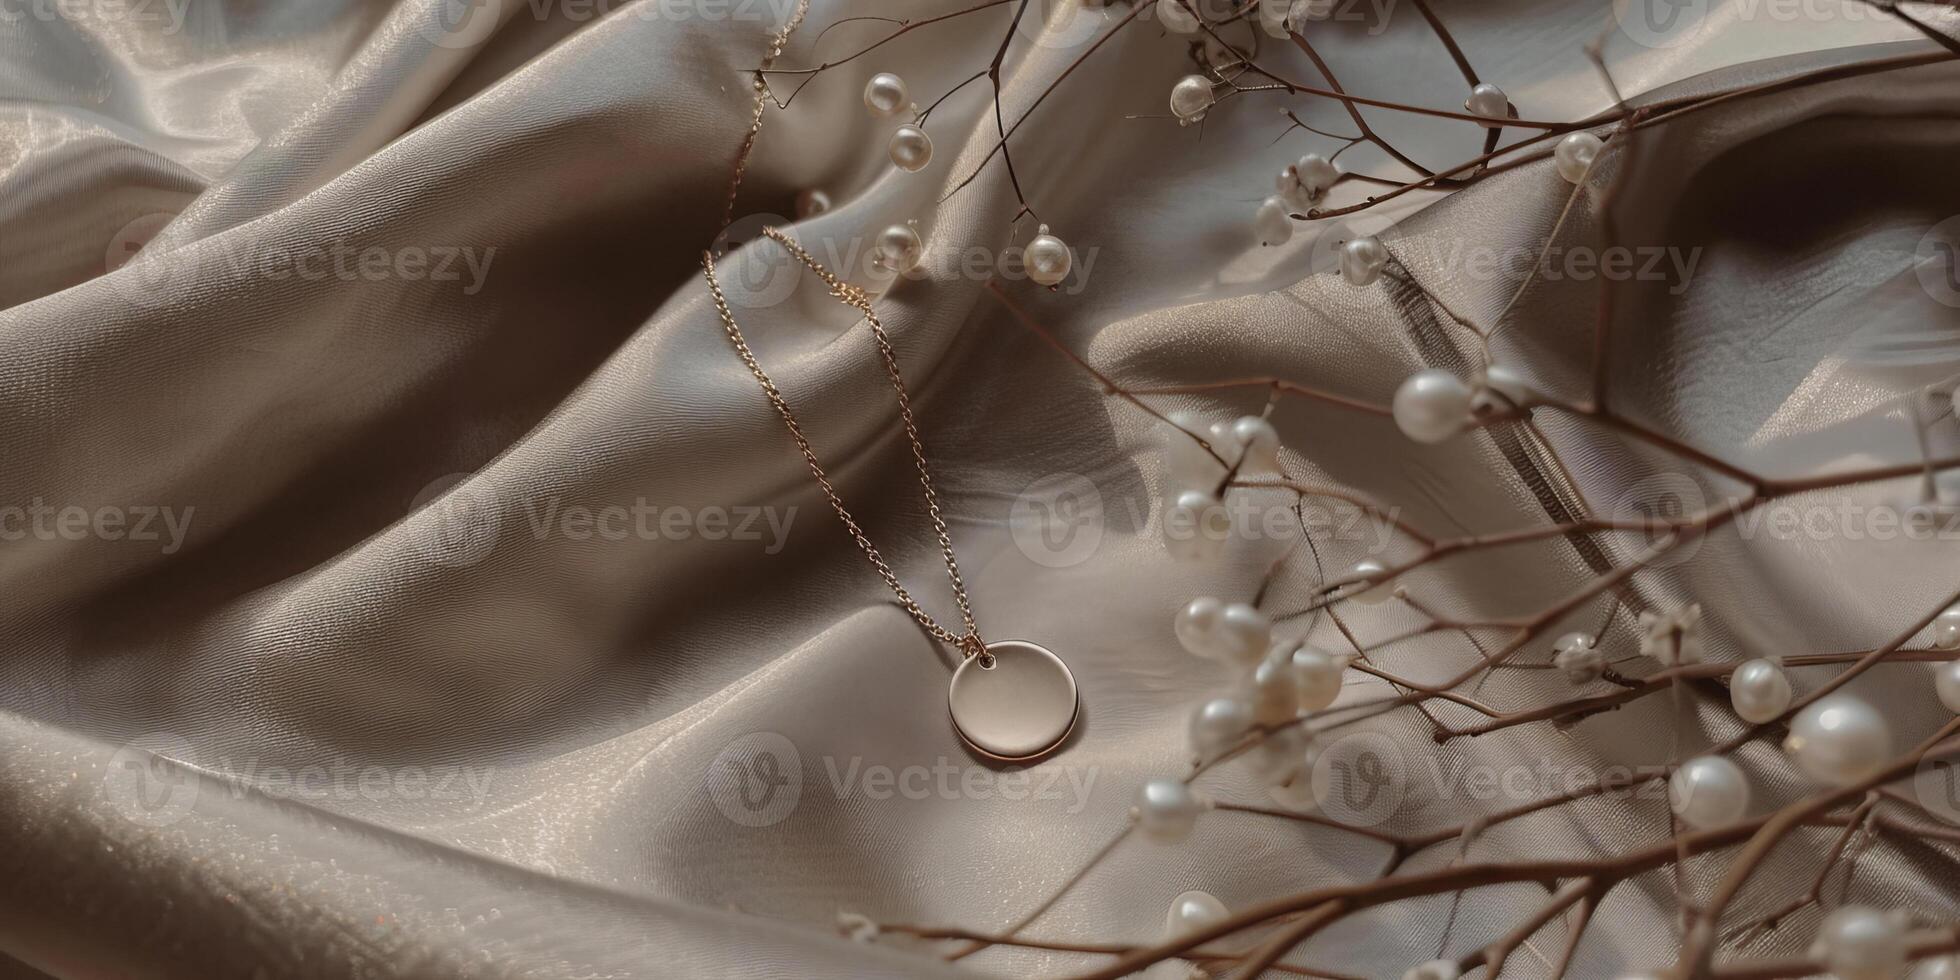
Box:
[701, 229, 987, 662]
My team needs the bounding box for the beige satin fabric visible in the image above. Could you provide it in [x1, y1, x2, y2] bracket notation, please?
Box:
[1, 1, 1956, 976]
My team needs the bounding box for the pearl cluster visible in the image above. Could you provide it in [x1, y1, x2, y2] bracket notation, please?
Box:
[1157, 412, 1283, 563]
[863, 72, 933, 172]
[1385, 366, 1539, 444]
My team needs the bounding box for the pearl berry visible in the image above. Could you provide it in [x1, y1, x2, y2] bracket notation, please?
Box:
[1339, 235, 1388, 286]
[1668, 755, 1749, 829]
[887, 125, 932, 171]
[1466, 82, 1508, 123]
[1810, 905, 1909, 980]
[1165, 890, 1228, 937]
[1188, 696, 1254, 757]
[1784, 696, 1892, 786]
[1291, 645, 1346, 711]
[1554, 131, 1604, 184]
[1393, 369, 1473, 444]
[1135, 778, 1207, 843]
[1729, 658, 1793, 723]
[1552, 632, 1604, 684]
[1171, 74, 1216, 126]
[1158, 0, 1200, 33]
[1255, 196, 1294, 246]
[863, 72, 908, 117]
[1025, 225, 1073, 287]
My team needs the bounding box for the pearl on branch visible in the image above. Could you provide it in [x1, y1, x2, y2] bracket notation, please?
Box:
[1254, 196, 1294, 246]
[1937, 660, 1960, 713]
[1230, 415, 1281, 473]
[872, 222, 923, 274]
[1668, 755, 1749, 829]
[1295, 152, 1338, 200]
[1189, 696, 1254, 757]
[1165, 890, 1228, 937]
[1135, 778, 1208, 843]
[1810, 906, 1909, 980]
[1784, 696, 1892, 786]
[1025, 225, 1073, 287]
[1170, 74, 1216, 126]
[1555, 131, 1604, 184]
[863, 72, 908, 117]
[888, 125, 932, 171]
[1292, 645, 1346, 711]
[1933, 604, 1960, 649]
[1342, 559, 1395, 605]
[1158, 0, 1200, 33]
[1393, 369, 1473, 444]
[1552, 632, 1603, 684]
[1249, 655, 1300, 725]
[1729, 658, 1793, 723]
[1465, 82, 1508, 124]
[1165, 489, 1228, 563]
[1339, 235, 1388, 286]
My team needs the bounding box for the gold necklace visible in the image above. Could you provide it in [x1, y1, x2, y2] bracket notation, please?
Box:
[701, 228, 1078, 762]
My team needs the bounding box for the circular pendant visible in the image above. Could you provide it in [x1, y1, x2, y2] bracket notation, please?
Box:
[948, 640, 1079, 762]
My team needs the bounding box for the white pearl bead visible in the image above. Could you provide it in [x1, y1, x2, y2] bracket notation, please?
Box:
[1216, 602, 1272, 666]
[1165, 890, 1228, 937]
[1230, 416, 1281, 473]
[1249, 655, 1300, 725]
[1254, 196, 1294, 246]
[1277, 166, 1316, 213]
[1784, 696, 1893, 786]
[1295, 152, 1339, 199]
[888, 125, 932, 172]
[1157, 0, 1200, 33]
[1165, 489, 1228, 563]
[1810, 906, 1909, 980]
[1170, 74, 1215, 126]
[1174, 596, 1228, 659]
[863, 73, 908, 116]
[1730, 658, 1793, 723]
[1339, 235, 1387, 286]
[1404, 961, 1461, 980]
[1668, 755, 1749, 829]
[872, 223, 923, 274]
[1393, 369, 1473, 444]
[1912, 955, 1960, 980]
[1939, 661, 1960, 713]
[1136, 778, 1206, 842]
[1466, 82, 1508, 123]
[1025, 225, 1073, 287]
[794, 188, 831, 218]
[1342, 559, 1394, 605]
[1933, 605, 1960, 649]
[1291, 645, 1345, 711]
[1552, 632, 1604, 685]
[1256, 0, 1290, 37]
[1189, 696, 1254, 756]
[1554, 131, 1603, 184]
[1244, 725, 1309, 785]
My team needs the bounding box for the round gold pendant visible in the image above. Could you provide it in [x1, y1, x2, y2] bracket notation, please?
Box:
[948, 640, 1078, 762]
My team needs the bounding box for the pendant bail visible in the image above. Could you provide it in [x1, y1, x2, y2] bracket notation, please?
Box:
[958, 632, 991, 667]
